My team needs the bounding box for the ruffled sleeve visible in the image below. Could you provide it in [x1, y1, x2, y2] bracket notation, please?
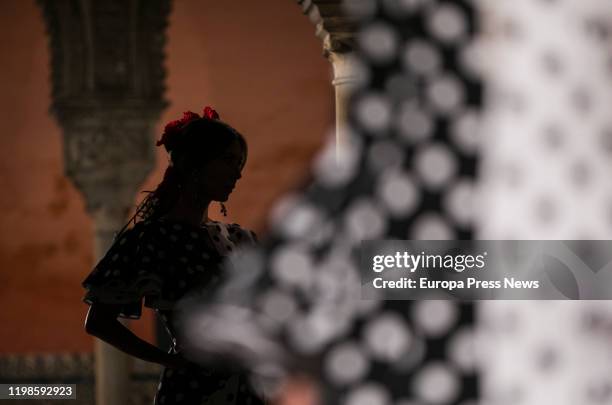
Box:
[226, 223, 258, 247]
[81, 222, 170, 319]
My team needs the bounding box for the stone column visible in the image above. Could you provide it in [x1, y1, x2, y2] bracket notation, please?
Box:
[91, 209, 133, 405]
[475, 1, 612, 404]
[36, 1, 170, 403]
[296, 0, 358, 160]
[328, 51, 358, 161]
[60, 109, 163, 405]
[92, 214, 132, 405]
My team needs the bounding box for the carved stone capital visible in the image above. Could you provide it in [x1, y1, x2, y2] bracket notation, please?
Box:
[296, 0, 357, 58]
[328, 51, 360, 88]
[61, 109, 157, 214]
[37, 0, 170, 109]
[37, 0, 170, 215]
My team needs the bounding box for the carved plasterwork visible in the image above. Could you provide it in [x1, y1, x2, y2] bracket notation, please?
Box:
[296, 0, 357, 57]
[37, 0, 170, 213]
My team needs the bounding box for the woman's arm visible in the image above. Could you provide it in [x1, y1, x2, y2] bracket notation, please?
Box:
[85, 302, 189, 369]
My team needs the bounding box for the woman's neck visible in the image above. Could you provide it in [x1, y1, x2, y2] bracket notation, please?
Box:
[162, 194, 211, 227]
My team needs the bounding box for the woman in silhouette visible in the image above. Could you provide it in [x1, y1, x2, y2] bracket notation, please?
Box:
[81, 107, 265, 404]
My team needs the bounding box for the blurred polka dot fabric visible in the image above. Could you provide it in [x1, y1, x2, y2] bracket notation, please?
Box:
[178, 0, 480, 404]
[475, 1, 612, 404]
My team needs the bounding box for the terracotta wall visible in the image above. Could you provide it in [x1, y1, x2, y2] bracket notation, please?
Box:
[0, 0, 333, 353]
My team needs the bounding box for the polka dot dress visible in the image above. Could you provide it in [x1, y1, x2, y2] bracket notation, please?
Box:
[82, 218, 263, 405]
[176, 0, 480, 403]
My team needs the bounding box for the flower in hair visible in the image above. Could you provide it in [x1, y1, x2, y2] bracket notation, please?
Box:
[182, 111, 200, 123]
[156, 106, 220, 148]
[203, 106, 219, 120]
[156, 119, 183, 147]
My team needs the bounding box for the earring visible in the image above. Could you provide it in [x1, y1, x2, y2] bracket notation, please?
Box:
[220, 202, 228, 217]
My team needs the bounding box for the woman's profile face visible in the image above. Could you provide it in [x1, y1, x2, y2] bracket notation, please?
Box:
[195, 138, 245, 202]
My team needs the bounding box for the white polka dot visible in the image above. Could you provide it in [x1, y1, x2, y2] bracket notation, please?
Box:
[377, 169, 420, 217]
[403, 40, 441, 74]
[356, 93, 393, 133]
[411, 213, 455, 240]
[259, 290, 297, 324]
[288, 313, 346, 354]
[343, 0, 378, 20]
[358, 22, 399, 64]
[396, 104, 434, 142]
[413, 300, 459, 336]
[448, 328, 476, 371]
[414, 143, 458, 189]
[363, 312, 412, 362]
[392, 334, 426, 373]
[281, 201, 324, 239]
[443, 179, 474, 226]
[413, 362, 460, 404]
[428, 3, 467, 43]
[451, 110, 480, 154]
[312, 132, 362, 187]
[345, 383, 391, 405]
[270, 246, 313, 290]
[427, 75, 465, 114]
[368, 140, 405, 172]
[385, 74, 416, 102]
[112, 254, 119, 261]
[345, 198, 388, 241]
[459, 40, 485, 77]
[356, 296, 383, 316]
[325, 342, 369, 385]
[313, 253, 361, 304]
[226, 249, 265, 282]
